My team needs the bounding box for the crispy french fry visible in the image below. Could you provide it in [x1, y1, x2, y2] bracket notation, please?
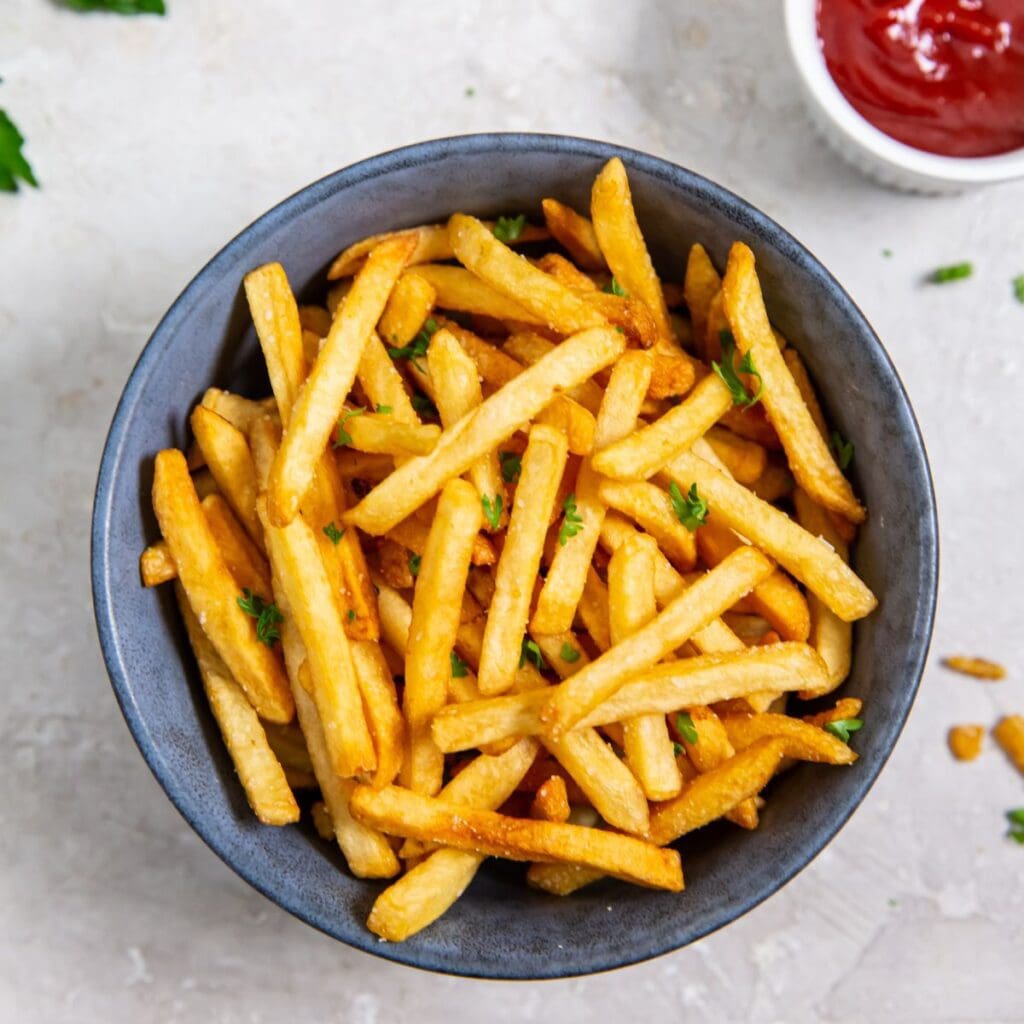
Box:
[781, 347, 829, 442]
[590, 157, 673, 346]
[350, 785, 682, 890]
[344, 327, 625, 535]
[387, 516, 496, 568]
[262, 721, 314, 775]
[408, 264, 542, 324]
[503, 332, 604, 414]
[378, 271, 436, 349]
[536, 251, 599, 292]
[993, 715, 1024, 775]
[199, 493, 273, 597]
[479, 425, 569, 694]
[542, 198, 606, 271]
[542, 547, 775, 734]
[311, 800, 335, 840]
[449, 214, 606, 335]
[357, 331, 422, 426]
[598, 479, 697, 571]
[340, 412, 440, 456]
[175, 584, 299, 825]
[721, 243, 865, 523]
[152, 450, 293, 723]
[403, 478, 482, 794]
[531, 631, 592, 678]
[703, 425, 767, 486]
[349, 640, 405, 788]
[200, 389, 278, 435]
[139, 540, 176, 587]
[683, 242, 721, 360]
[942, 656, 1007, 681]
[334, 449, 394, 482]
[947, 724, 984, 762]
[269, 235, 414, 526]
[609, 533, 682, 801]
[721, 712, 857, 765]
[534, 395, 597, 456]
[666, 452, 876, 622]
[299, 305, 332, 338]
[530, 775, 570, 822]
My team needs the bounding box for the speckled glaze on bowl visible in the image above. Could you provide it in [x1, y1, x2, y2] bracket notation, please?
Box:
[91, 134, 938, 980]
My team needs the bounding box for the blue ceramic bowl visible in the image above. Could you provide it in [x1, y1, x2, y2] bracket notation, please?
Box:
[91, 134, 938, 979]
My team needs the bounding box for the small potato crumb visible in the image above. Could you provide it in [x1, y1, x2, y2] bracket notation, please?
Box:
[993, 715, 1024, 776]
[947, 724, 984, 762]
[311, 800, 335, 841]
[942, 656, 1006, 680]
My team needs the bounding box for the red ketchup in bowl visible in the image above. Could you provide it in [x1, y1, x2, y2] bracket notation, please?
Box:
[817, 0, 1024, 157]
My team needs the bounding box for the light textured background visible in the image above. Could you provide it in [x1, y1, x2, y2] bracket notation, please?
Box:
[2, 1, 1022, 1021]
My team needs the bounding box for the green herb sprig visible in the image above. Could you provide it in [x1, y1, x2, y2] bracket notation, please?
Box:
[824, 718, 863, 744]
[669, 482, 708, 531]
[0, 111, 38, 193]
[558, 493, 584, 545]
[493, 215, 526, 243]
[712, 330, 762, 408]
[237, 589, 283, 648]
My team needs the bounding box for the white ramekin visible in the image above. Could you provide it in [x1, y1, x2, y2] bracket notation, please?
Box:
[784, 0, 1024, 193]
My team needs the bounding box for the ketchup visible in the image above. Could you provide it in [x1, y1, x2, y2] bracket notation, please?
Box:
[817, 0, 1024, 157]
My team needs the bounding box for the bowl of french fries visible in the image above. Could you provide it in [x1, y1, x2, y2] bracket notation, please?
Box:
[92, 134, 938, 978]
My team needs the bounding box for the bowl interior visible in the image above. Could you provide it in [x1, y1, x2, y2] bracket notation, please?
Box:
[92, 134, 937, 979]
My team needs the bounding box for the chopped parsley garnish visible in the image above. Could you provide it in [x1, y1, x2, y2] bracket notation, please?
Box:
[1008, 808, 1024, 845]
[450, 651, 469, 678]
[560, 642, 581, 664]
[1013, 276, 1024, 304]
[930, 262, 973, 284]
[712, 330, 763, 408]
[64, 0, 165, 11]
[411, 392, 438, 418]
[323, 521, 345, 545]
[375, 404, 393, 414]
[520, 637, 546, 671]
[465, 86, 476, 98]
[387, 317, 438, 371]
[672, 742, 684, 757]
[236, 589, 283, 648]
[408, 553, 421, 577]
[669, 481, 708, 531]
[881, 248, 893, 258]
[0, 111, 38, 193]
[347, 609, 356, 622]
[499, 451, 522, 484]
[824, 718, 863, 744]
[482, 494, 503, 530]
[333, 406, 365, 447]
[558, 493, 584, 545]
[493, 214, 527, 243]
[603, 277, 628, 297]
[675, 712, 699, 745]
[830, 430, 854, 471]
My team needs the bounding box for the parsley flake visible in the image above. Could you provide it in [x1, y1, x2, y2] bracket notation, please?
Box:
[520, 637, 546, 671]
[334, 406, 365, 447]
[603, 277, 628, 297]
[675, 712, 699, 745]
[1013, 276, 1024, 304]
[450, 651, 469, 678]
[64, 0, 165, 12]
[408, 553, 421, 577]
[387, 318, 438, 371]
[558, 493, 584, 545]
[323, 522, 345, 545]
[411, 393, 438, 418]
[499, 451, 522, 484]
[881, 248, 893, 258]
[0, 111, 38, 193]
[560, 642, 581, 664]
[672, 742, 684, 757]
[376, 404, 393, 414]
[830, 430, 854, 471]
[930, 262, 973, 284]
[824, 718, 863, 744]
[482, 493, 503, 530]
[712, 330, 763, 408]
[669, 481, 708, 531]
[236, 589, 283, 648]
[1008, 808, 1024, 845]
[347, 609, 356, 622]
[493, 214, 527, 243]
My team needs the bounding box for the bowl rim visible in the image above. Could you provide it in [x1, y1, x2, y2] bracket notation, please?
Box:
[784, 0, 1024, 184]
[91, 131, 939, 979]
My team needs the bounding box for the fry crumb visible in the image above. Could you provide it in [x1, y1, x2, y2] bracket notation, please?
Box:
[941, 655, 1006, 681]
[993, 715, 1024, 776]
[947, 724, 984, 762]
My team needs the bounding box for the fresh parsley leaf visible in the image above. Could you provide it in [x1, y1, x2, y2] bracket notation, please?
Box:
[347, 609, 356, 622]
[675, 712, 699, 745]
[669, 481, 708, 531]
[63, 0, 166, 12]
[0, 111, 39, 193]
[450, 651, 469, 678]
[465, 86, 476, 98]
[499, 451, 522, 484]
[1013, 276, 1024, 304]
[712, 330, 763, 408]
[560, 642, 580, 664]
[236, 589, 283, 648]
[603, 277, 628, 297]
[482, 494, 503, 530]
[558, 493, 584, 546]
[323, 521, 345, 545]
[824, 718, 863, 744]
[672, 742, 684, 756]
[375, 404, 393, 414]
[1007, 808, 1024, 844]
[882, 248, 893, 258]
[1009, 809, 1024, 826]
[333, 406, 365, 447]
[408, 553, 421, 577]
[411, 393, 438, 418]
[387, 317, 438, 371]
[930, 262, 973, 283]
[830, 430, 854, 471]
[520, 637, 546, 671]
[493, 214, 526, 243]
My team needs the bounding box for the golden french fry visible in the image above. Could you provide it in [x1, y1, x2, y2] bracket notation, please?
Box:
[479, 425, 569, 695]
[609, 533, 682, 801]
[942, 656, 1007, 681]
[590, 157, 673, 345]
[139, 540, 176, 587]
[344, 326, 625, 535]
[269, 235, 415, 526]
[782, 347, 829, 442]
[349, 785, 682, 891]
[598, 479, 697, 571]
[666, 451, 876, 622]
[200, 389, 278, 435]
[534, 395, 597, 456]
[408, 264, 542, 323]
[683, 242, 721, 360]
[531, 631, 592, 678]
[720, 712, 857, 765]
[340, 412, 440, 456]
[448, 213, 607, 334]
[298, 305, 332, 338]
[378, 272, 436, 349]
[387, 516, 496, 568]
[357, 331, 423, 426]
[803, 697, 863, 729]
[536, 251, 599, 292]
[530, 775, 570, 822]
[721, 243, 865, 523]
[994, 715, 1024, 775]
[542, 547, 775, 735]
[262, 721, 314, 775]
[541, 198, 606, 271]
[199, 493, 273, 597]
[403, 478, 482, 794]
[503, 332, 604, 414]
[311, 800, 335, 840]
[152, 450, 293, 723]
[349, 640, 405, 788]
[175, 584, 299, 825]
[947, 724, 984, 762]
[590, 351, 654, 447]
[703, 425, 767, 485]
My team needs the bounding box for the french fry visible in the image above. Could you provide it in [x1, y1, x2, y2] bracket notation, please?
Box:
[340, 411, 440, 456]
[531, 631, 592, 678]
[720, 712, 857, 765]
[378, 272, 436, 349]
[408, 264, 542, 324]
[947, 724, 984, 762]
[298, 305, 332, 338]
[427, 328, 506, 524]
[803, 697, 863, 729]
[942, 656, 1006, 681]
[387, 516, 496, 568]
[349, 785, 682, 890]
[448, 213, 607, 335]
[349, 640, 405, 788]
[697, 520, 810, 642]
[357, 331, 423, 426]
[666, 451, 876, 622]
[344, 326, 626, 535]
[541, 547, 775, 735]
[503, 332, 604, 414]
[259, 498, 375, 778]
[440, 318, 526, 388]
[139, 540, 176, 587]
[530, 775, 570, 822]
[721, 243, 865, 523]
[683, 242, 721, 360]
[535, 251, 599, 292]
[311, 800, 335, 840]
[269, 235, 415, 526]
[262, 721, 314, 776]
[590, 157, 673, 346]
[609, 533, 682, 801]
[647, 345, 698, 401]
[334, 449, 394, 482]
[152, 450, 293, 723]
[200, 389, 278, 435]
[479, 425, 569, 694]
[200, 493, 273, 597]
[534, 395, 597, 456]
[781, 347, 829, 441]
[591, 374, 732, 480]
[993, 715, 1024, 776]
[703, 425, 767, 485]
[748, 453, 794, 503]
[175, 584, 299, 825]
[542, 198, 606, 271]
[403, 478, 482, 794]
[598, 479, 697, 571]
[190, 405, 264, 553]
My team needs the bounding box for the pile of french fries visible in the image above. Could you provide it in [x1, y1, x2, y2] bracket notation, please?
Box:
[141, 158, 878, 942]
